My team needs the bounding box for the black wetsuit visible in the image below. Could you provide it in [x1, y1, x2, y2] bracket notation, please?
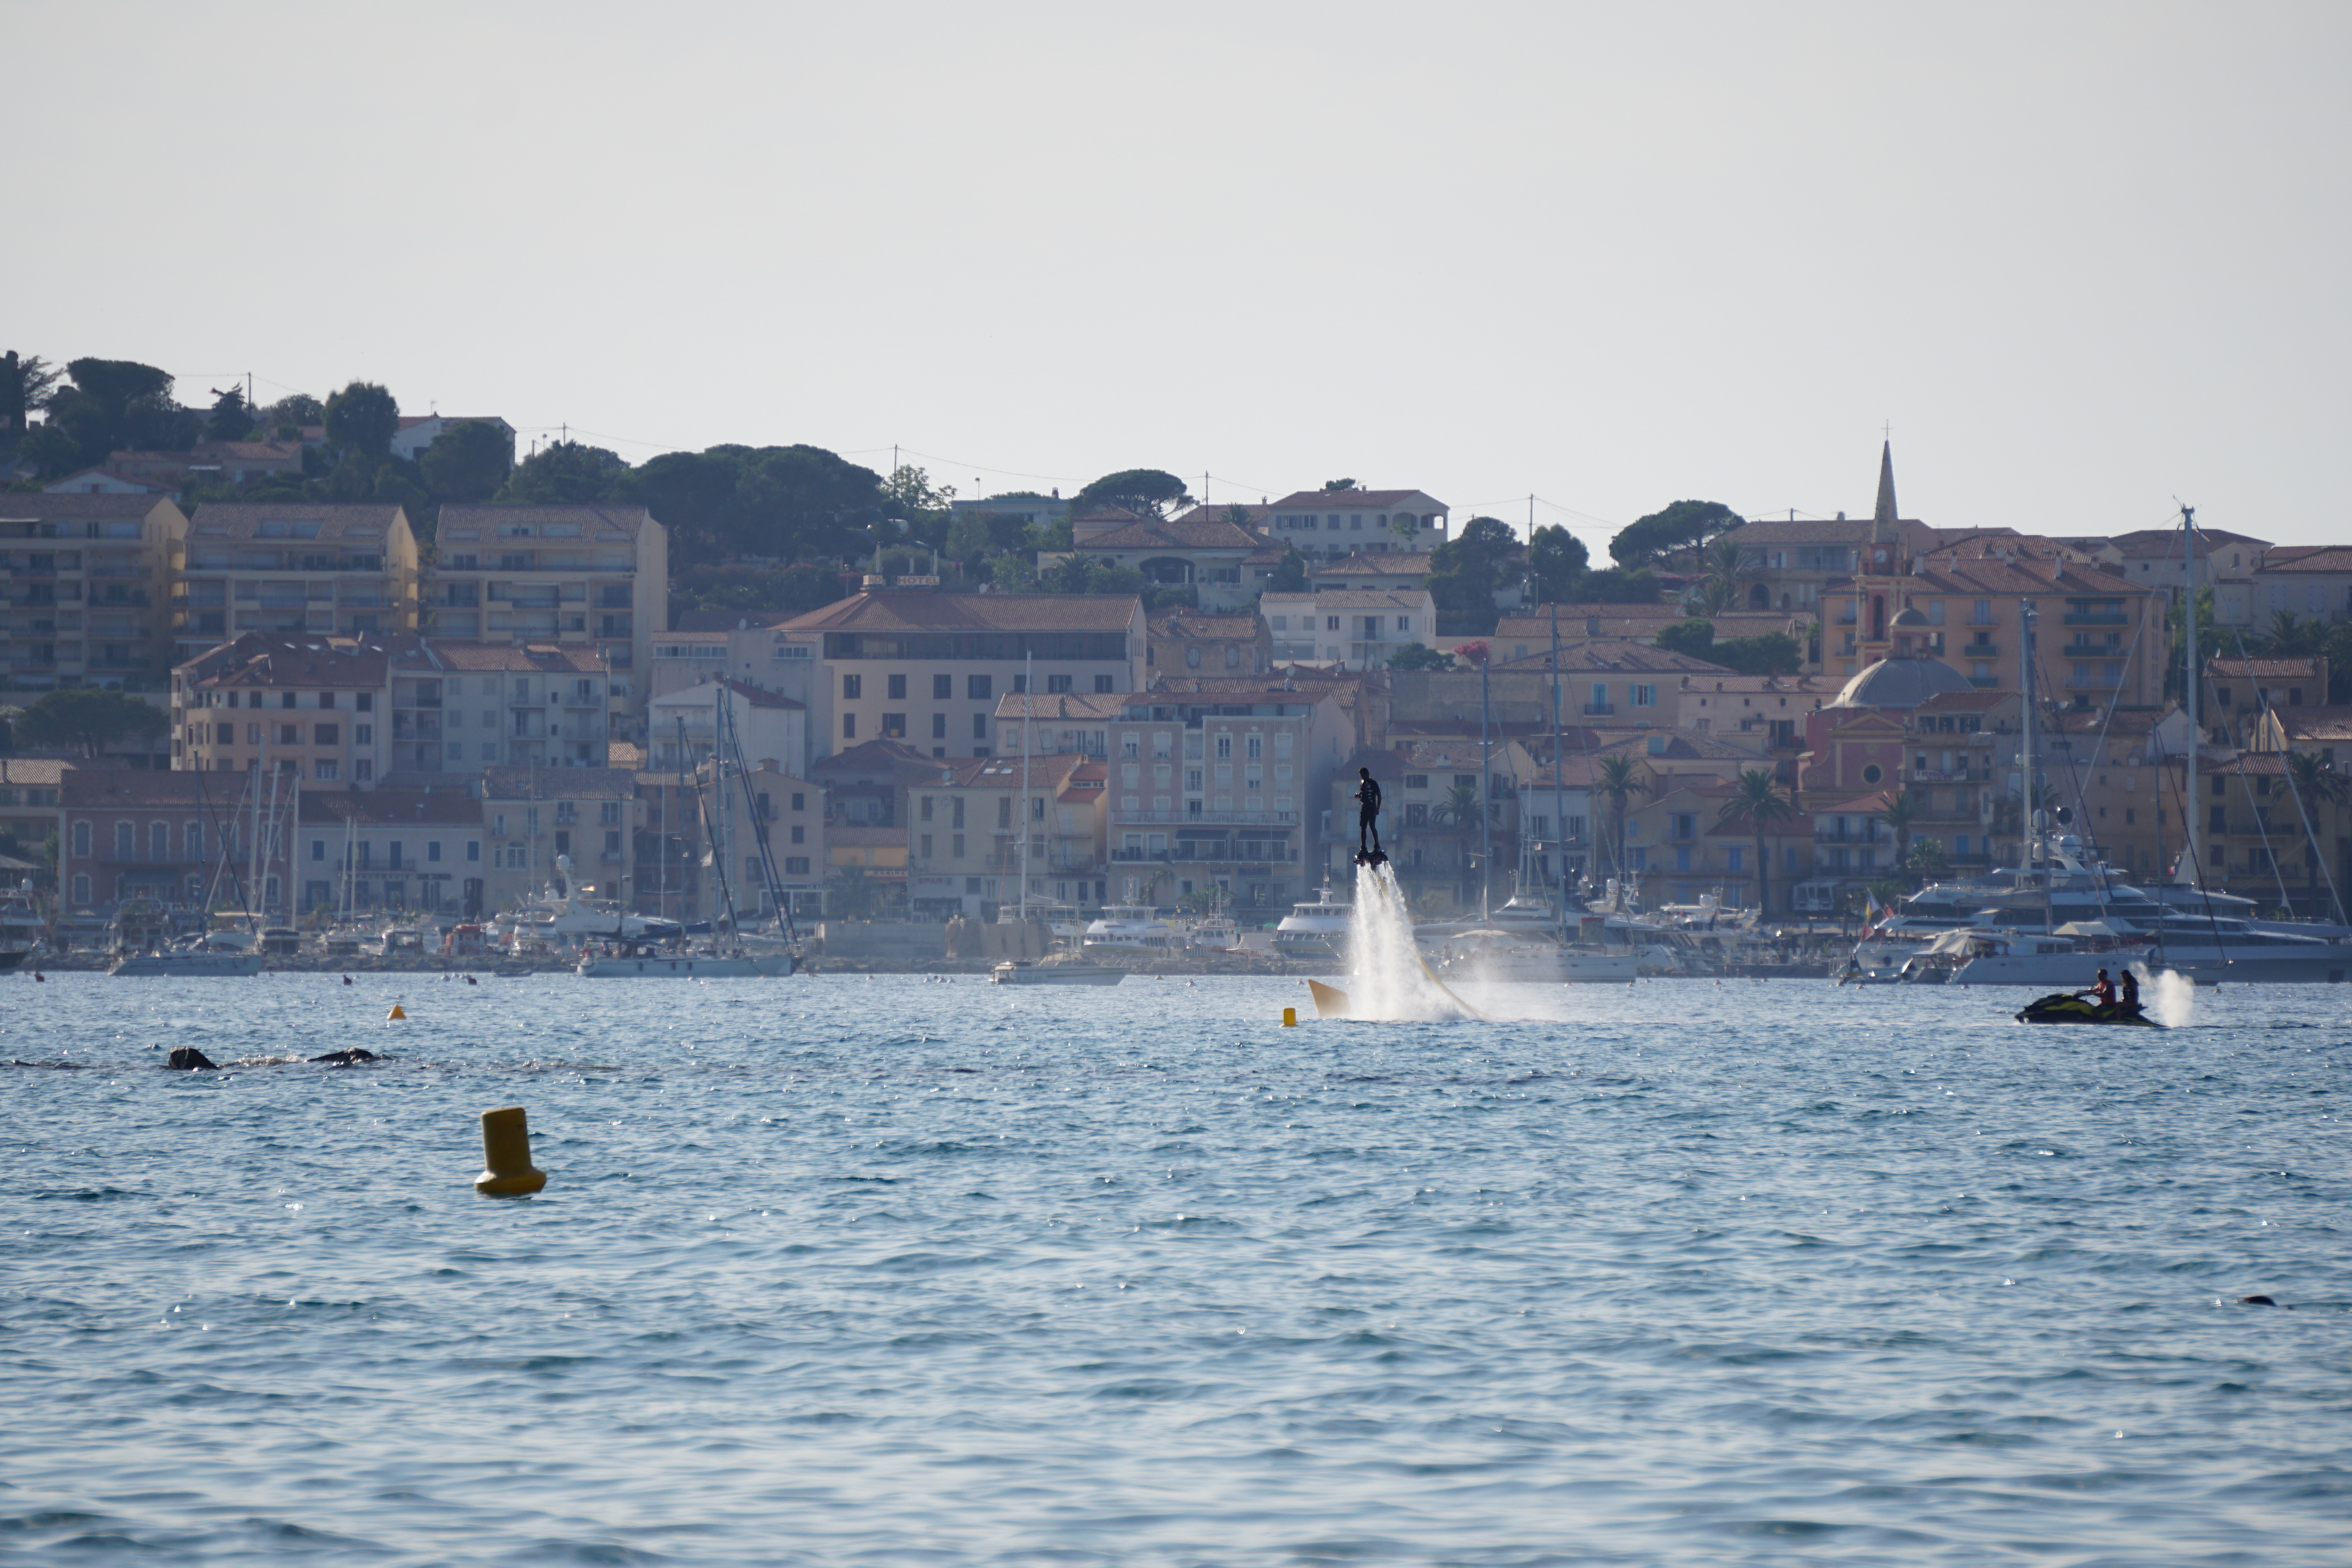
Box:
[1356, 777, 1383, 855]
[2118, 971, 2141, 1017]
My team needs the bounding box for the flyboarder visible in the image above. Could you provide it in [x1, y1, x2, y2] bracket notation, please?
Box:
[1354, 767, 1386, 867]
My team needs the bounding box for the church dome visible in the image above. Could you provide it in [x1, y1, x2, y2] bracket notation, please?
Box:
[1832, 654, 1977, 709]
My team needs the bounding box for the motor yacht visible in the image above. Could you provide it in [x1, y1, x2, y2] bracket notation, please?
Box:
[1082, 904, 1187, 954]
[1271, 885, 1351, 959]
[991, 957, 1125, 985]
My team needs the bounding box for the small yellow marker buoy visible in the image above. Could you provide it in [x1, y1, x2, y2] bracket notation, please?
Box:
[1282, 1007, 1297, 1027]
[474, 1105, 547, 1196]
[387, 1004, 407, 1020]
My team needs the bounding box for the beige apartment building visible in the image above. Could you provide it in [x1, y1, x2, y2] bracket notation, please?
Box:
[479, 765, 642, 912]
[0, 494, 187, 691]
[1264, 488, 1450, 560]
[904, 752, 1102, 918]
[427, 503, 667, 729]
[1262, 589, 1436, 668]
[178, 504, 417, 664]
[780, 590, 1146, 761]
[173, 633, 623, 784]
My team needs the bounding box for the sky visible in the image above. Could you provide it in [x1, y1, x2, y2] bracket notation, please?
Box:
[14, 2, 2350, 550]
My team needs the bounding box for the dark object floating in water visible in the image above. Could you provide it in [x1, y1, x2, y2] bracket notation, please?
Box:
[310, 1048, 380, 1066]
[2239, 1294, 2289, 1308]
[166, 1047, 219, 1071]
[2014, 993, 2159, 1027]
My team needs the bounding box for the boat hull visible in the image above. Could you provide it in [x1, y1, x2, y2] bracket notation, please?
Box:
[991, 965, 1125, 985]
[109, 952, 264, 977]
[575, 954, 788, 978]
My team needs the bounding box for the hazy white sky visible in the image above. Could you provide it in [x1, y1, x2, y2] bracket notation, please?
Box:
[15, 2, 2349, 548]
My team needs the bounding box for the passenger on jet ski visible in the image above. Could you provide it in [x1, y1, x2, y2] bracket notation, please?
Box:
[2117, 967, 2141, 1019]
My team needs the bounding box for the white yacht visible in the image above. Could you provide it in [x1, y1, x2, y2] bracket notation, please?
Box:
[1271, 885, 1351, 958]
[0, 882, 44, 968]
[111, 947, 263, 977]
[1432, 927, 1637, 984]
[1081, 904, 1186, 953]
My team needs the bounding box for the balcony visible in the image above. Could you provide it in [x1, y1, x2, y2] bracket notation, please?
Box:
[1111, 845, 1299, 864]
[2059, 642, 2122, 658]
[1582, 703, 1614, 716]
[2064, 673, 2125, 690]
[1969, 675, 1999, 688]
[1113, 808, 1298, 826]
[1959, 640, 1999, 658]
[2063, 611, 2130, 627]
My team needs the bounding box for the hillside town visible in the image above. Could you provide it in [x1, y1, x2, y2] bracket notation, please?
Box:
[4, 353, 2349, 938]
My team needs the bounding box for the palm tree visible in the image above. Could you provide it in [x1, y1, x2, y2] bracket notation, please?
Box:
[1876, 788, 1923, 884]
[2265, 610, 2329, 657]
[1689, 535, 1756, 616]
[1716, 767, 1795, 913]
[1595, 753, 1649, 881]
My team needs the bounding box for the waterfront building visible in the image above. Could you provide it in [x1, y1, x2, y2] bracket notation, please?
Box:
[1145, 611, 1269, 678]
[1261, 589, 1435, 668]
[0, 493, 187, 693]
[903, 752, 1098, 919]
[178, 503, 418, 661]
[477, 765, 641, 913]
[295, 788, 484, 917]
[1264, 489, 1449, 561]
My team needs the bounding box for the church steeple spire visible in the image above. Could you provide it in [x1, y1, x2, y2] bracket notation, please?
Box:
[1870, 439, 1898, 543]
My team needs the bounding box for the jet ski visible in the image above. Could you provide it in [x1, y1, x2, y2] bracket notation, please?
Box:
[2015, 992, 2159, 1027]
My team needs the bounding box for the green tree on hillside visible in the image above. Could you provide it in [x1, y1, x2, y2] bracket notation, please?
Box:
[1426, 516, 1521, 636]
[420, 418, 514, 502]
[1528, 523, 1588, 603]
[1073, 468, 1190, 520]
[324, 381, 399, 457]
[498, 439, 632, 506]
[205, 385, 258, 442]
[13, 688, 168, 757]
[1609, 499, 1745, 570]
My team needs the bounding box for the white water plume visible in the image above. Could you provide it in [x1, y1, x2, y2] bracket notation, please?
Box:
[1343, 862, 1476, 1021]
[2138, 964, 2196, 1029]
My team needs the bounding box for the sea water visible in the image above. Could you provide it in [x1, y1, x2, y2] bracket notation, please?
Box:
[3, 971, 2348, 1566]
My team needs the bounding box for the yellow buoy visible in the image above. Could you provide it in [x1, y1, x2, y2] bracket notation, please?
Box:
[1282, 1007, 1297, 1027]
[474, 1105, 547, 1196]
[387, 1004, 407, 1020]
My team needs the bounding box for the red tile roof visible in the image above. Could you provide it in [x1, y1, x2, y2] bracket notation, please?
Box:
[780, 591, 1142, 633]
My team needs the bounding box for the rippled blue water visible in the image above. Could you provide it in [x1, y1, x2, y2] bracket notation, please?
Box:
[4, 971, 2348, 1565]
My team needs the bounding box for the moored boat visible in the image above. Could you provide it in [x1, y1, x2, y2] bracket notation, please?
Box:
[991, 958, 1125, 985]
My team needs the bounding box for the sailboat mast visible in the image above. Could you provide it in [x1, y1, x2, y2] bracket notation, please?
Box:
[2181, 504, 2200, 888]
[2019, 597, 2050, 933]
[1020, 652, 1032, 921]
[1549, 603, 1566, 935]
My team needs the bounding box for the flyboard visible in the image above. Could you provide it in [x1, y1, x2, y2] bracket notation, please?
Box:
[1308, 858, 1484, 1020]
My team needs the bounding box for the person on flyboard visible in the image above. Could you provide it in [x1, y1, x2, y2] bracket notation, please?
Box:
[1354, 767, 1386, 867]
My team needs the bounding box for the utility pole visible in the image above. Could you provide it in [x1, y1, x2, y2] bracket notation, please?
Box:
[2181, 504, 2200, 889]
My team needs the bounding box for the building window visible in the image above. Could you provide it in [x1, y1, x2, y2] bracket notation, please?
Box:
[1632, 685, 1656, 707]
[72, 873, 90, 905]
[73, 821, 91, 858]
[355, 760, 373, 781]
[968, 674, 992, 700]
[932, 713, 947, 739]
[1047, 673, 1073, 693]
[790, 824, 804, 844]
[115, 822, 133, 860]
[882, 713, 907, 738]
[355, 724, 372, 744]
[467, 841, 480, 862]
[843, 713, 857, 739]
[315, 761, 339, 781]
[973, 712, 988, 740]
[1095, 675, 1114, 693]
[842, 674, 861, 700]
[933, 674, 952, 699]
[887, 673, 907, 700]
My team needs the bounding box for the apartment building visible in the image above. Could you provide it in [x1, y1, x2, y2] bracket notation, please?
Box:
[478, 765, 641, 913]
[1084, 677, 1354, 913]
[780, 590, 1145, 761]
[59, 768, 271, 914]
[630, 759, 826, 923]
[295, 789, 485, 917]
[178, 504, 417, 663]
[174, 633, 396, 785]
[2057, 527, 2269, 626]
[647, 677, 810, 776]
[1262, 589, 1435, 668]
[2204, 656, 2330, 748]
[1675, 673, 1838, 781]
[1398, 640, 1723, 730]
[1146, 611, 1269, 678]
[1337, 738, 1540, 902]
[904, 753, 1098, 918]
[2250, 546, 2352, 626]
[1264, 489, 1449, 560]
[2194, 751, 2351, 918]
[393, 641, 617, 777]
[1617, 780, 1816, 910]
[173, 633, 622, 784]
[427, 503, 666, 726]
[0, 494, 186, 691]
